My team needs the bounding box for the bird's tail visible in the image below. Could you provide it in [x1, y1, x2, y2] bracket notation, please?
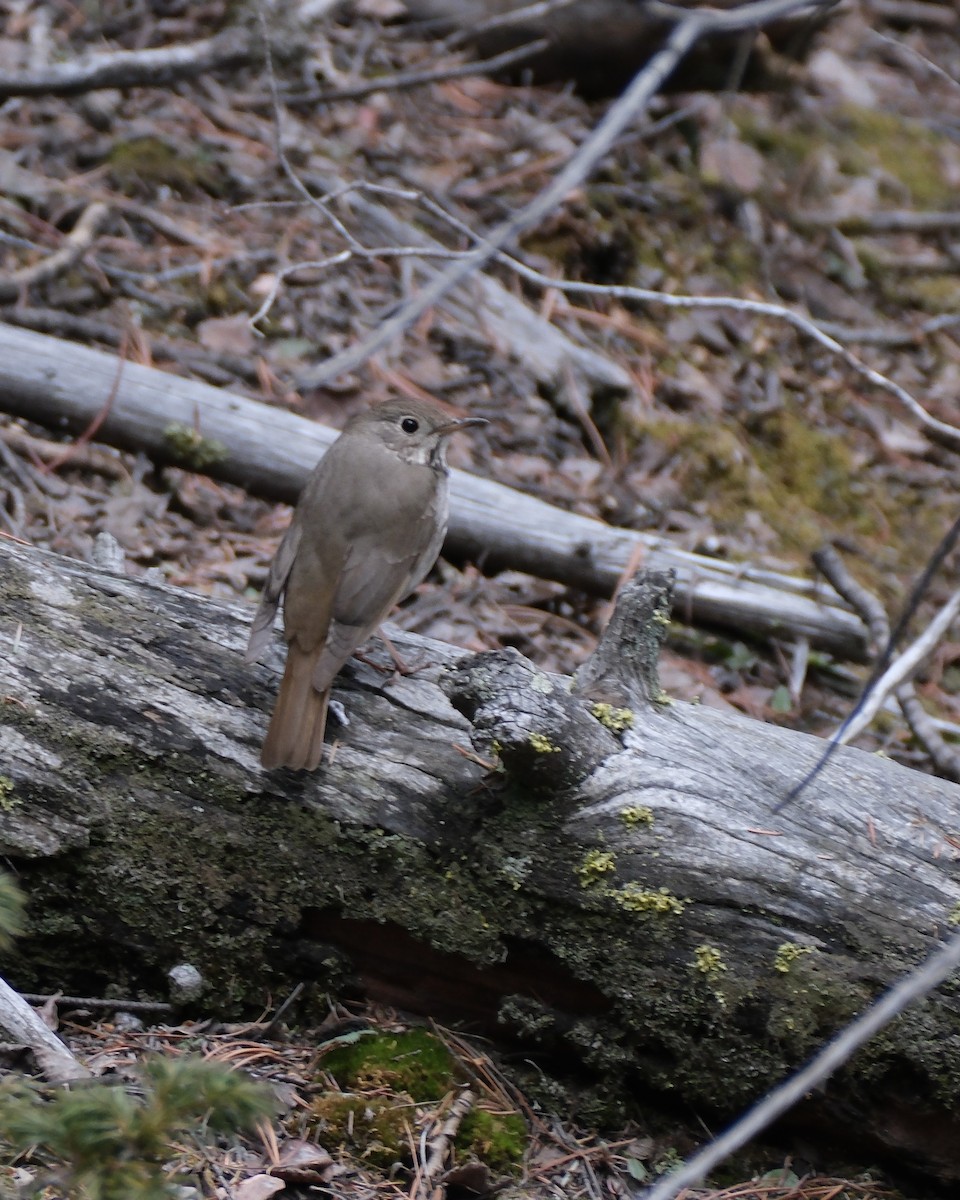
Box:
[261, 646, 330, 771]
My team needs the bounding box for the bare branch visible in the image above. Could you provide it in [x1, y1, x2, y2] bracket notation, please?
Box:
[832, 588, 960, 745]
[0, 202, 109, 302]
[443, 0, 580, 48]
[799, 208, 960, 234]
[274, 38, 550, 105]
[0, 27, 254, 97]
[0, 975, 90, 1083]
[416, 194, 960, 453]
[304, 0, 836, 387]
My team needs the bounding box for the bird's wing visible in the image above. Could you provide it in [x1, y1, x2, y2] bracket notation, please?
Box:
[308, 477, 445, 693]
[244, 519, 303, 664]
[245, 444, 345, 664]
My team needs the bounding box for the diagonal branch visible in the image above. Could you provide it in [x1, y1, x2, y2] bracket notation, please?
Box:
[304, 0, 835, 387]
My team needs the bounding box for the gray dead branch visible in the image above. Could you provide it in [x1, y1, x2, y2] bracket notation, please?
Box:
[0, 27, 255, 98]
[289, 173, 635, 403]
[1, 544, 959, 1180]
[0, 322, 868, 660]
[0, 976, 90, 1083]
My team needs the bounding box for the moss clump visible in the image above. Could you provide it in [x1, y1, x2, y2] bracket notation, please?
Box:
[107, 137, 224, 198]
[620, 805, 654, 828]
[304, 1092, 410, 1170]
[321, 1029, 465, 1101]
[833, 106, 956, 209]
[735, 103, 956, 210]
[591, 703, 634, 734]
[884, 274, 960, 315]
[632, 402, 951, 573]
[305, 1030, 525, 1176]
[948, 903, 960, 927]
[459, 1108, 526, 1173]
[305, 1029, 464, 1169]
[577, 849, 617, 888]
[162, 425, 228, 471]
[774, 942, 816, 973]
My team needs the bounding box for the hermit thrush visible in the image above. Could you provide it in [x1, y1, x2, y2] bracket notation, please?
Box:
[246, 398, 487, 770]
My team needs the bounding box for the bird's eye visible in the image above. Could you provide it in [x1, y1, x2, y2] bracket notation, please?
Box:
[400, 417, 420, 434]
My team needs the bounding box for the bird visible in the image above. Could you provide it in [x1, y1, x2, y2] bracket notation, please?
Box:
[245, 397, 487, 770]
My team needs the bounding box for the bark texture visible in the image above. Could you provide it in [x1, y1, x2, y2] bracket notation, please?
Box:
[2, 541, 960, 1178]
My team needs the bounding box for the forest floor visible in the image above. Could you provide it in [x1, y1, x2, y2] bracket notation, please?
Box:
[1, 0, 959, 1195]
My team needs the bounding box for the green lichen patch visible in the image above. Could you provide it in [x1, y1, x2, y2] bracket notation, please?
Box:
[591, 703, 635, 734]
[612, 885, 686, 916]
[576, 849, 617, 888]
[0, 776, 16, 812]
[620, 805, 654, 828]
[527, 732, 560, 754]
[693, 944, 726, 978]
[162, 425, 228, 471]
[774, 942, 816, 973]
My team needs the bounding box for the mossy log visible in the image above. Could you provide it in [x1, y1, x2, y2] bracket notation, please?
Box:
[2, 541, 960, 1180]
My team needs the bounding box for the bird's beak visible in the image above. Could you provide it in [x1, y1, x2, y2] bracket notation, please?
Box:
[435, 416, 489, 436]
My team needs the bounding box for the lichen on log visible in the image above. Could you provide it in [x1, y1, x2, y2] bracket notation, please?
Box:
[2, 541, 960, 1178]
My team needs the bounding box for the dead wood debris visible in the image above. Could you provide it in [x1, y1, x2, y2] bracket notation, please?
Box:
[0, 0, 959, 766]
[0, 13, 960, 1194]
[0, 1000, 905, 1200]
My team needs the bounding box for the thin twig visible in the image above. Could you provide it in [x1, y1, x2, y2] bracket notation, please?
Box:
[0, 201, 109, 302]
[812, 546, 889, 652]
[40, 330, 127, 475]
[444, 0, 579, 48]
[396, 191, 960, 457]
[775, 511, 960, 810]
[277, 39, 550, 105]
[20, 993, 174, 1015]
[798, 209, 960, 234]
[414, 1088, 476, 1198]
[257, 5, 362, 250]
[809, 547, 960, 779]
[831, 588, 960, 745]
[899, 690, 960, 781]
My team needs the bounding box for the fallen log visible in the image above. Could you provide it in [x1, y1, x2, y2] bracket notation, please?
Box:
[401, 0, 835, 95]
[1, 540, 959, 1180]
[0, 322, 869, 660]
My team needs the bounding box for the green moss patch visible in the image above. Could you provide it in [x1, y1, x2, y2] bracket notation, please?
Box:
[107, 137, 225, 198]
[300, 1029, 525, 1175]
[321, 1028, 465, 1101]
